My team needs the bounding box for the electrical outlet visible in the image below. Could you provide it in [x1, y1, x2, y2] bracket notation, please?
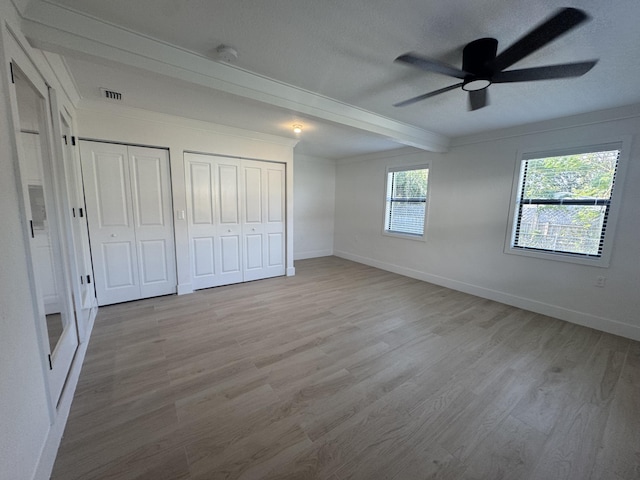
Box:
[595, 276, 606, 287]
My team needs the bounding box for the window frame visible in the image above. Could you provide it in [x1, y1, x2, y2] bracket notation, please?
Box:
[504, 138, 630, 267]
[382, 163, 430, 241]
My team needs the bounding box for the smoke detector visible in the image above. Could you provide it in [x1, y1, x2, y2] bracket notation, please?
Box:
[216, 45, 238, 63]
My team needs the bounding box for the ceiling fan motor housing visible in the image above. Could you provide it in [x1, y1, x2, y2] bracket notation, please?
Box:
[393, 7, 595, 110]
[462, 37, 497, 90]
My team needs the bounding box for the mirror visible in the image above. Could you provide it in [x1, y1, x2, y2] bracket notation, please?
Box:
[14, 66, 78, 360]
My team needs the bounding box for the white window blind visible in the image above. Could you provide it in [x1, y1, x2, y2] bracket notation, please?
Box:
[512, 143, 621, 258]
[384, 165, 429, 237]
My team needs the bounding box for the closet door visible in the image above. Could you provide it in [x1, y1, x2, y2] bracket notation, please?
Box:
[185, 153, 243, 289]
[242, 160, 286, 281]
[10, 57, 79, 405]
[81, 142, 140, 305]
[129, 146, 177, 299]
[80, 141, 177, 305]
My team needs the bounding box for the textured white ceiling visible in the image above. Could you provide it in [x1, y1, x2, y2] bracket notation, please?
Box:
[22, 0, 640, 156]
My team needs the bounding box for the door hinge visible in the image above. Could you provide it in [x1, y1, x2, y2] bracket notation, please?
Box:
[80, 275, 84, 285]
[72, 207, 76, 218]
[48, 354, 52, 370]
[63, 135, 68, 145]
[29, 220, 34, 238]
[71, 136, 76, 146]
[79, 207, 84, 217]
[87, 274, 91, 284]
[10, 62, 15, 84]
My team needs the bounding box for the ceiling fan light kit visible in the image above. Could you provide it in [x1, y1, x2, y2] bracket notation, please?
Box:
[394, 7, 598, 111]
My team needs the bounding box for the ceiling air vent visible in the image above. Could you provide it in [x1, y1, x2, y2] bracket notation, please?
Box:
[100, 88, 122, 101]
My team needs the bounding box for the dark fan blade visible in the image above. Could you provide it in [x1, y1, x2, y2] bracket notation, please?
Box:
[395, 53, 468, 79]
[468, 89, 488, 111]
[491, 8, 590, 72]
[492, 61, 597, 83]
[394, 83, 464, 107]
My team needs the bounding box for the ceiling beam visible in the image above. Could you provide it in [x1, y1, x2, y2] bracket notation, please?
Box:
[21, 1, 450, 152]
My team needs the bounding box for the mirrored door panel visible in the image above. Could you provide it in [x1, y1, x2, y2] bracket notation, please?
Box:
[11, 60, 78, 405]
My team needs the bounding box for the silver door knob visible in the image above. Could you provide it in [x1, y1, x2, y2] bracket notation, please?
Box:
[252, 228, 256, 231]
[111, 234, 117, 237]
[227, 229, 231, 233]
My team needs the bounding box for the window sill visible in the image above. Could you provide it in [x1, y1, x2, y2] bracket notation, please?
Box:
[504, 245, 610, 268]
[382, 230, 426, 242]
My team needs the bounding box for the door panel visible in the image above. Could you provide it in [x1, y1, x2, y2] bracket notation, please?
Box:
[190, 162, 214, 224]
[267, 169, 284, 223]
[219, 164, 239, 224]
[193, 237, 215, 278]
[128, 146, 176, 299]
[264, 165, 286, 275]
[95, 153, 131, 227]
[268, 233, 284, 267]
[185, 153, 243, 289]
[244, 167, 262, 223]
[81, 142, 139, 305]
[140, 239, 169, 284]
[245, 234, 263, 270]
[186, 156, 218, 289]
[132, 156, 164, 226]
[242, 160, 285, 281]
[220, 236, 241, 273]
[102, 242, 136, 288]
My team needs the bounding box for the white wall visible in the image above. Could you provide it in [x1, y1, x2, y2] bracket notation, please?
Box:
[76, 102, 298, 293]
[293, 153, 336, 260]
[334, 106, 640, 341]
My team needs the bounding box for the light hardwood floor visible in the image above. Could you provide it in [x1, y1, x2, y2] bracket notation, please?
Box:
[52, 257, 640, 480]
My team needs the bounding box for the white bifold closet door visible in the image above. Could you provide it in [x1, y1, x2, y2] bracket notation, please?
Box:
[80, 141, 177, 306]
[185, 153, 285, 290]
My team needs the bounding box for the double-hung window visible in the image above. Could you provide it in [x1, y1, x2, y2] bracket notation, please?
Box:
[508, 142, 623, 265]
[384, 165, 429, 239]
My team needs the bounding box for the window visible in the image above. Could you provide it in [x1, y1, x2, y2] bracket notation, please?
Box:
[509, 143, 622, 263]
[384, 165, 429, 238]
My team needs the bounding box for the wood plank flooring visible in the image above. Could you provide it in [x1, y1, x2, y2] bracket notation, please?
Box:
[52, 256, 640, 479]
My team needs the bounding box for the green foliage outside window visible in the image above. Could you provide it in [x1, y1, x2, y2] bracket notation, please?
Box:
[516, 149, 619, 256]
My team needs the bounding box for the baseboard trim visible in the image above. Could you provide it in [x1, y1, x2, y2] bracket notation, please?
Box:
[294, 249, 334, 260]
[334, 250, 640, 342]
[33, 305, 98, 480]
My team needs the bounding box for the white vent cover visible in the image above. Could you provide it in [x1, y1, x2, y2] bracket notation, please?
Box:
[100, 88, 122, 101]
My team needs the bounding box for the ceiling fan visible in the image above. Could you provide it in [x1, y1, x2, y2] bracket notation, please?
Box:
[393, 7, 597, 111]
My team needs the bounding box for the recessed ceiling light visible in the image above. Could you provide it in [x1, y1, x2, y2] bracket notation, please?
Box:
[293, 124, 303, 134]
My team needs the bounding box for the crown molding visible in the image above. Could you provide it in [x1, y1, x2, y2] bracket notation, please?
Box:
[21, 0, 450, 152]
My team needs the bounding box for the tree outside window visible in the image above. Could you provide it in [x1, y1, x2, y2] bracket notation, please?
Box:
[514, 148, 619, 257]
[384, 166, 429, 238]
